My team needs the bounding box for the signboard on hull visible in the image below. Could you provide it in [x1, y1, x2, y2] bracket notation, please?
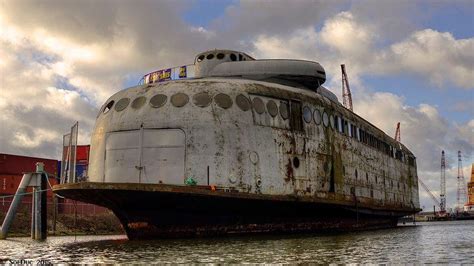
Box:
[140, 65, 195, 85]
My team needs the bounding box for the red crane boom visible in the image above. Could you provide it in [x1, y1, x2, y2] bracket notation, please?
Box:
[341, 64, 353, 111]
[395, 122, 400, 142]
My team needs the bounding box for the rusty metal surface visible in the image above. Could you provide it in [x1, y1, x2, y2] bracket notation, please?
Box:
[53, 182, 419, 214]
[89, 77, 420, 217]
[53, 182, 406, 239]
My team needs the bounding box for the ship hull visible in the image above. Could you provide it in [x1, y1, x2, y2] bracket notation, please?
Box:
[53, 182, 417, 239]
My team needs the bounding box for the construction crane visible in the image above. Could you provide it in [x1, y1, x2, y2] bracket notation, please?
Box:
[394, 122, 401, 142]
[440, 150, 446, 214]
[457, 150, 467, 213]
[418, 178, 442, 212]
[341, 64, 353, 111]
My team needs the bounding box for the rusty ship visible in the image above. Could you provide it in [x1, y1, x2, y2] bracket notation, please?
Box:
[53, 49, 421, 239]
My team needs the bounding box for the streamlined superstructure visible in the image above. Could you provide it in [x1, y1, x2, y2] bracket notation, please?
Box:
[54, 49, 420, 239]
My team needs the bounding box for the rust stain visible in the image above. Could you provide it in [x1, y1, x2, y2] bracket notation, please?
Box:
[285, 158, 294, 182]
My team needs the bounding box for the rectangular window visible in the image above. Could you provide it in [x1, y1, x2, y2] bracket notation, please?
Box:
[290, 100, 303, 131]
[337, 116, 342, 133]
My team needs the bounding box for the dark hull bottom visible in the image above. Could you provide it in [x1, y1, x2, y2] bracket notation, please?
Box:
[53, 183, 414, 240]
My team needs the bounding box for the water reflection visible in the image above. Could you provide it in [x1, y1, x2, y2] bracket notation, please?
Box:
[1, 221, 473, 264]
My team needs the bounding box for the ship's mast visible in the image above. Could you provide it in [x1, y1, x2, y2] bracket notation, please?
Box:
[341, 64, 353, 111]
[440, 150, 446, 214]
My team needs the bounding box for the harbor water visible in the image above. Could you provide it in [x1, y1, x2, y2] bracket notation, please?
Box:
[1, 220, 473, 264]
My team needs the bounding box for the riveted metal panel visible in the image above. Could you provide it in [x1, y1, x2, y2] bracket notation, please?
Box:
[105, 131, 140, 183]
[141, 129, 185, 185]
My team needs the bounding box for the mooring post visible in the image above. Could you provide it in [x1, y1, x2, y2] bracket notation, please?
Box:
[31, 163, 47, 240]
[34, 186, 41, 240]
[40, 173, 47, 240]
[31, 187, 36, 239]
[52, 195, 57, 235]
[0, 173, 33, 239]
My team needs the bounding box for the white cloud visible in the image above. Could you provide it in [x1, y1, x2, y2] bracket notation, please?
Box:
[320, 12, 375, 57]
[380, 29, 474, 88]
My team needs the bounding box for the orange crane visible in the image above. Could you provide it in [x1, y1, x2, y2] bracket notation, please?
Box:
[341, 64, 353, 111]
[418, 178, 442, 211]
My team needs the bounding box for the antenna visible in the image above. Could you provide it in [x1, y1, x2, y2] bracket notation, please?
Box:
[341, 64, 353, 111]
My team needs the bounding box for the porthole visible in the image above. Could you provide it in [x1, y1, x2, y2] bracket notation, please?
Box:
[303, 106, 312, 123]
[216, 53, 225, 59]
[266, 100, 278, 117]
[193, 92, 211, 107]
[115, 98, 130, 112]
[322, 111, 329, 127]
[293, 157, 300, 168]
[103, 100, 114, 114]
[230, 54, 237, 61]
[215, 93, 233, 109]
[313, 109, 321, 125]
[206, 54, 214, 60]
[236, 94, 251, 111]
[238, 54, 243, 61]
[131, 96, 146, 109]
[171, 93, 189, 107]
[197, 55, 205, 62]
[252, 97, 265, 114]
[330, 114, 335, 128]
[149, 94, 167, 108]
[279, 101, 289, 120]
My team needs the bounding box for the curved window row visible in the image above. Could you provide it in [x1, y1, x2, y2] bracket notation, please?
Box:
[332, 112, 414, 165]
[301, 105, 332, 128]
[196, 52, 248, 63]
[101, 93, 288, 113]
[298, 104, 414, 165]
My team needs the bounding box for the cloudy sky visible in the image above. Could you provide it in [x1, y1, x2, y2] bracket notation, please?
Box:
[0, 0, 473, 210]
